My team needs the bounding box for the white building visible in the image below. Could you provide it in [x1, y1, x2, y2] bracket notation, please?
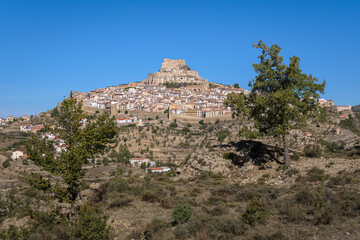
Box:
[148, 167, 171, 173]
[42, 133, 56, 140]
[116, 117, 137, 124]
[129, 158, 155, 167]
[55, 145, 68, 153]
[335, 105, 352, 112]
[11, 150, 25, 160]
[20, 124, 32, 132]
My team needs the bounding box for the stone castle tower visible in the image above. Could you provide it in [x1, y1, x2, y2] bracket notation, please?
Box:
[143, 58, 207, 85]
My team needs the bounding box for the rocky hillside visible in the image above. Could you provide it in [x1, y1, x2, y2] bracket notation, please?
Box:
[1, 109, 360, 239]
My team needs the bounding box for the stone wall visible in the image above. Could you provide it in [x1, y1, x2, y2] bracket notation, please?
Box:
[82, 106, 109, 115]
[161, 59, 187, 72]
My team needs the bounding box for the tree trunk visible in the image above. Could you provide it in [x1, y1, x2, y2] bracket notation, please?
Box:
[283, 134, 290, 166]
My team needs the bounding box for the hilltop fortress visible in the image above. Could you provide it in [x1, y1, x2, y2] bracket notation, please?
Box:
[143, 58, 208, 85]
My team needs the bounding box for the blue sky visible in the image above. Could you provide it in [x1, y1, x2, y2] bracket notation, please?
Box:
[1, 0, 359, 118]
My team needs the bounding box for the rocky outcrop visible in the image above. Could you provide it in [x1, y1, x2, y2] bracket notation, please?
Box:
[177, 149, 232, 177]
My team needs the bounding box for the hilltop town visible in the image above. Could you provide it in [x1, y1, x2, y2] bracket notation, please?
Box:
[72, 59, 246, 119]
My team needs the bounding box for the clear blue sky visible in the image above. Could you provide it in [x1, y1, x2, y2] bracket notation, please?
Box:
[1, 0, 359, 118]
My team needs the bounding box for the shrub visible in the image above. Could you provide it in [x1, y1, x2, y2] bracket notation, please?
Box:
[242, 199, 270, 226]
[253, 231, 288, 240]
[280, 186, 335, 225]
[206, 196, 227, 206]
[142, 192, 159, 203]
[107, 197, 133, 209]
[2, 159, 10, 168]
[102, 157, 109, 166]
[22, 173, 52, 192]
[337, 191, 360, 217]
[144, 218, 169, 240]
[306, 167, 329, 182]
[169, 122, 178, 129]
[0, 225, 30, 240]
[182, 127, 190, 133]
[126, 231, 142, 240]
[215, 217, 246, 236]
[172, 203, 192, 225]
[204, 206, 228, 216]
[216, 129, 230, 143]
[235, 184, 279, 202]
[304, 144, 321, 157]
[173, 224, 189, 240]
[285, 168, 299, 177]
[73, 204, 110, 240]
[175, 214, 246, 239]
[111, 178, 129, 193]
[294, 188, 316, 205]
[327, 172, 353, 187]
[222, 152, 241, 165]
[160, 198, 175, 209]
[291, 152, 300, 161]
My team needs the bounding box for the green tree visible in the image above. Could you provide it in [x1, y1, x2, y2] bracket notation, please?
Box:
[225, 41, 325, 166]
[2, 159, 11, 168]
[234, 83, 239, 88]
[50, 107, 59, 118]
[26, 92, 117, 202]
[117, 144, 132, 164]
[169, 122, 178, 129]
[73, 204, 110, 240]
[216, 129, 230, 143]
[172, 203, 192, 225]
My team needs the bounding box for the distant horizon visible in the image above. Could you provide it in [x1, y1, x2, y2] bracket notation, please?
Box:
[1, 0, 359, 118]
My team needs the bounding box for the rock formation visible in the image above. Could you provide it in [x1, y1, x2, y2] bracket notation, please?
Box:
[143, 58, 207, 85]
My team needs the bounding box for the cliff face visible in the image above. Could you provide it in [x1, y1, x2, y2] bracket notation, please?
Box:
[144, 58, 207, 85]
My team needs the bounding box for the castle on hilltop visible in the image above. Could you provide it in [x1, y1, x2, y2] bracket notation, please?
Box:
[143, 58, 208, 86]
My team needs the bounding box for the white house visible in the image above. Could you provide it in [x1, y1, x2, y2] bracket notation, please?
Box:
[42, 133, 56, 140]
[116, 117, 137, 124]
[7, 116, 14, 122]
[148, 167, 171, 173]
[11, 150, 25, 160]
[129, 158, 155, 167]
[55, 145, 68, 153]
[20, 124, 32, 132]
[335, 105, 352, 112]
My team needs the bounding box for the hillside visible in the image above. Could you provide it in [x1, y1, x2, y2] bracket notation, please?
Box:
[0, 108, 360, 239]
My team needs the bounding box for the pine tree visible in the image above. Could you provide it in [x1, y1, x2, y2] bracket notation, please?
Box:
[26, 91, 117, 202]
[225, 41, 325, 166]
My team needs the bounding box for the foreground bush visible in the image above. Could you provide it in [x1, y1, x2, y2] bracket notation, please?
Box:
[173, 203, 192, 225]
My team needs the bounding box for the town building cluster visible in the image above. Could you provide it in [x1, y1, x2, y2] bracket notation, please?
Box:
[74, 85, 248, 118]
